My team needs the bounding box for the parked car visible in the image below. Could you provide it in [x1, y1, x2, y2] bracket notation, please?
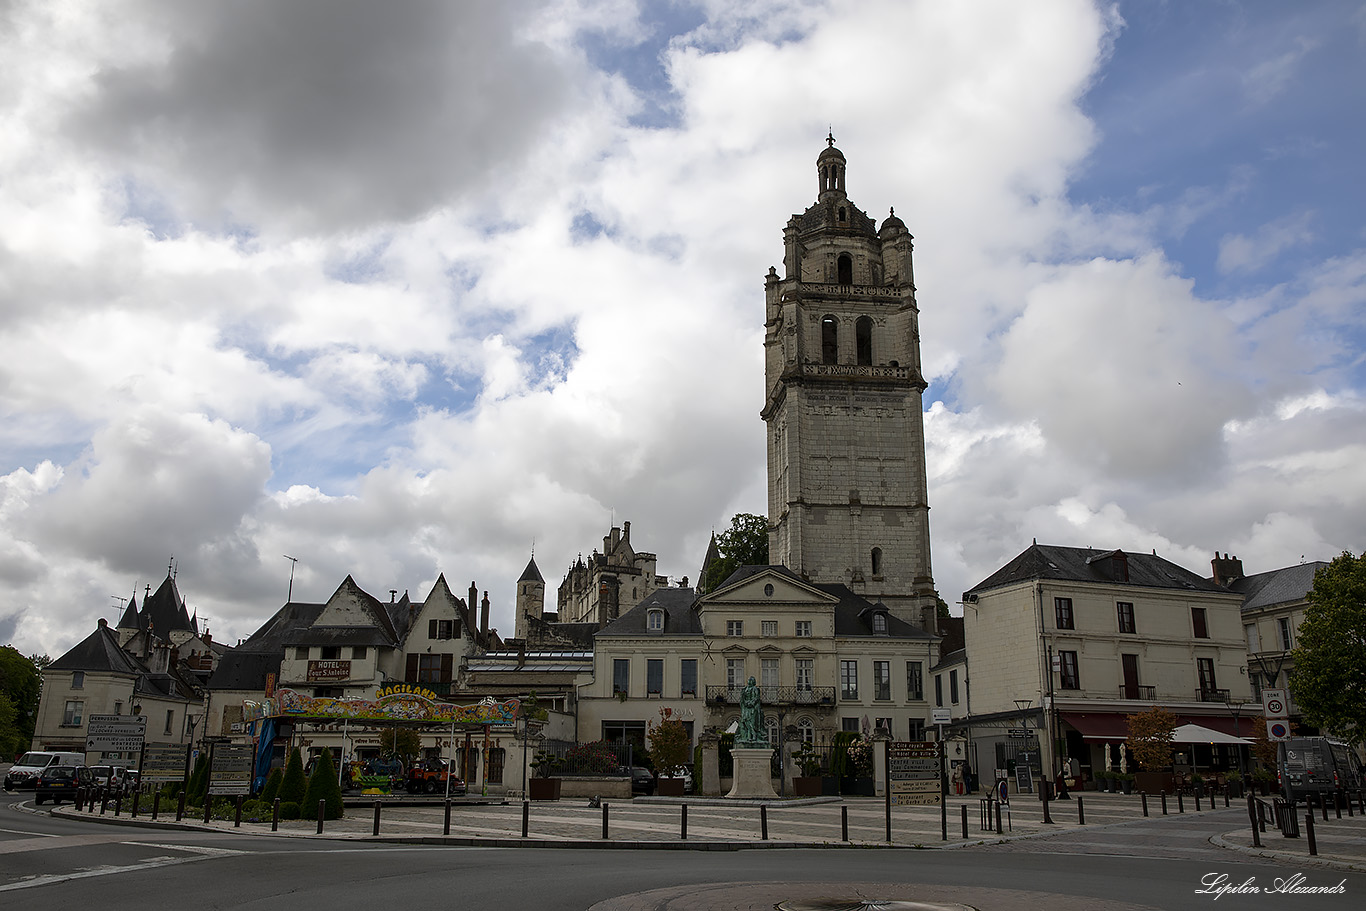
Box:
[33, 765, 93, 805]
[5, 752, 85, 791]
[1281, 736, 1365, 801]
[629, 766, 655, 796]
[406, 758, 466, 795]
[658, 766, 693, 792]
[88, 765, 130, 794]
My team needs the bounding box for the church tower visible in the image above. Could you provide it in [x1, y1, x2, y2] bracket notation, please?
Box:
[514, 554, 545, 640]
[762, 135, 938, 630]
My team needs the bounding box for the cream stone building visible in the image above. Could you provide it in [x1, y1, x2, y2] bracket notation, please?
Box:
[553, 522, 667, 625]
[960, 544, 1253, 784]
[763, 136, 938, 630]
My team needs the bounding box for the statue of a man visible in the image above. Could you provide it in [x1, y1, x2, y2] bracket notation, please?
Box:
[735, 676, 767, 748]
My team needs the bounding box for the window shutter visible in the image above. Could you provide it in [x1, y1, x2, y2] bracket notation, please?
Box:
[406, 653, 419, 682]
[441, 653, 453, 683]
[429, 619, 438, 638]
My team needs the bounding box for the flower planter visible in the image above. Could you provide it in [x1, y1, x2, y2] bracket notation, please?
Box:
[528, 778, 561, 801]
[656, 778, 685, 797]
[793, 776, 823, 797]
[821, 776, 840, 796]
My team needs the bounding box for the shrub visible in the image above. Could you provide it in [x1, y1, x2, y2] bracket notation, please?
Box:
[279, 748, 307, 805]
[279, 801, 301, 820]
[185, 753, 210, 805]
[564, 740, 622, 775]
[303, 750, 344, 820]
[260, 767, 283, 803]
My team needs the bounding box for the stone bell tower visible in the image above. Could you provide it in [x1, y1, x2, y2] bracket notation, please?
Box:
[761, 134, 938, 630]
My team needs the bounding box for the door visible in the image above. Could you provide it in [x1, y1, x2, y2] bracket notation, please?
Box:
[1121, 654, 1140, 699]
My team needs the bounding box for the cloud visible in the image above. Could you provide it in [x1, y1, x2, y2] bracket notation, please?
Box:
[1217, 213, 1316, 274]
[1243, 35, 1318, 105]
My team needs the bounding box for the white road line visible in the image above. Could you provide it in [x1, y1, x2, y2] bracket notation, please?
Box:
[0, 855, 207, 892]
[0, 827, 59, 837]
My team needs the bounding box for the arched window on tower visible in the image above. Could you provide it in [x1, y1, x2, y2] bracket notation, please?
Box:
[837, 253, 853, 285]
[821, 315, 839, 364]
[871, 547, 883, 578]
[856, 316, 873, 365]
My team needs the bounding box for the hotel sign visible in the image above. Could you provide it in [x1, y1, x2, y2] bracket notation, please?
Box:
[306, 659, 351, 681]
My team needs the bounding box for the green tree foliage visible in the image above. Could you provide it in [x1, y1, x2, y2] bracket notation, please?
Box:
[260, 767, 283, 803]
[0, 694, 18, 758]
[646, 708, 691, 774]
[279, 747, 308, 806]
[303, 750, 344, 820]
[0, 647, 42, 755]
[1125, 707, 1178, 772]
[700, 513, 770, 592]
[380, 727, 422, 762]
[1292, 551, 1366, 744]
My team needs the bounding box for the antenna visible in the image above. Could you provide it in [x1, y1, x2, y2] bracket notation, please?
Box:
[284, 554, 299, 602]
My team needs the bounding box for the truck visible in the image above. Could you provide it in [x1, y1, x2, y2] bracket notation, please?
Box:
[1280, 736, 1364, 801]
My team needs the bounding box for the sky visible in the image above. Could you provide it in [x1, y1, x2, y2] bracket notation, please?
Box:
[2, 0, 1364, 659]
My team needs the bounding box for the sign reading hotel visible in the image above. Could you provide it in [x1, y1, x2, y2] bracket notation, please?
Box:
[889, 741, 942, 807]
[306, 659, 351, 682]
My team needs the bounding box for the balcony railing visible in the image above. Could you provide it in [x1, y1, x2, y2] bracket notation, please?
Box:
[1197, 687, 1230, 703]
[1119, 684, 1156, 700]
[706, 685, 837, 708]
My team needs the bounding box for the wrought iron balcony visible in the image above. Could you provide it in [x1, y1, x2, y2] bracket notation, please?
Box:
[705, 685, 837, 708]
[1197, 687, 1230, 703]
[1119, 684, 1156, 700]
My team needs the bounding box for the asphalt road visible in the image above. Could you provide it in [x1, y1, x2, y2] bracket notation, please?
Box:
[2, 791, 1360, 910]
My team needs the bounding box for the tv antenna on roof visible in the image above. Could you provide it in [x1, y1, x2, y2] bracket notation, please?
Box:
[284, 554, 299, 602]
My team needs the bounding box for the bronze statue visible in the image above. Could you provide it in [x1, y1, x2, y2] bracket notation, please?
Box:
[735, 676, 767, 748]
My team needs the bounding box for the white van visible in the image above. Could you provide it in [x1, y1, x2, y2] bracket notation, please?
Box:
[4, 751, 86, 790]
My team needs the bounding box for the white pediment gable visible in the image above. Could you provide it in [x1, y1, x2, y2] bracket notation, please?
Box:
[702, 569, 837, 606]
[314, 578, 387, 629]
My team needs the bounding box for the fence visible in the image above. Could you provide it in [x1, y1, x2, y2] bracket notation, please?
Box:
[539, 739, 635, 775]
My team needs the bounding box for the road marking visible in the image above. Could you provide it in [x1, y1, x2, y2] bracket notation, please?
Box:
[0, 855, 207, 892]
[0, 826, 59, 837]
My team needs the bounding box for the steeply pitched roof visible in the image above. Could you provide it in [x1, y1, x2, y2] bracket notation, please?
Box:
[234, 601, 327, 652]
[819, 584, 936, 639]
[138, 574, 198, 636]
[207, 651, 280, 691]
[1229, 562, 1328, 611]
[518, 556, 544, 584]
[598, 587, 702, 636]
[49, 620, 145, 675]
[116, 594, 140, 631]
[966, 544, 1226, 596]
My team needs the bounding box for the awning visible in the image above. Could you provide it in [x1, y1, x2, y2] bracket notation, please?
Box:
[1172, 723, 1250, 745]
[1059, 712, 1254, 742]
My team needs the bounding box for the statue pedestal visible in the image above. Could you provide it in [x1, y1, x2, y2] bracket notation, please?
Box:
[726, 747, 778, 799]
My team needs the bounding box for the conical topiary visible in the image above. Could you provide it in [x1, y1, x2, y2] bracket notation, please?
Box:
[303, 750, 344, 820]
[260, 767, 283, 803]
[279, 747, 307, 806]
[186, 752, 210, 804]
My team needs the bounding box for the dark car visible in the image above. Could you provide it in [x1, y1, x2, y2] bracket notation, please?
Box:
[629, 766, 655, 796]
[34, 765, 92, 805]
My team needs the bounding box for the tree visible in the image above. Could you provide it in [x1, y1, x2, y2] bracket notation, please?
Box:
[1291, 551, 1366, 744]
[0, 647, 42, 755]
[700, 513, 770, 592]
[1125, 707, 1178, 772]
[185, 752, 210, 804]
[279, 747, 308, 806]
[380, 727, 422, 762]
[303, 750, 344, 820]
[646, 708, 691, 775]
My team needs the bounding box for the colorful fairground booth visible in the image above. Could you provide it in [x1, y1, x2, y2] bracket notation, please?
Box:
[242, 686, 521, 795]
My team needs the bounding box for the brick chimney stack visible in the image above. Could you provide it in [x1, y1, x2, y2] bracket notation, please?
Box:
[1211, 552, 1244, 587]
[481, 591, 490, 641]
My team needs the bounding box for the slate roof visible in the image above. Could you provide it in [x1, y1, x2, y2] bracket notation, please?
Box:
[518, 556, 544, 584]
[206, 651, 281, 691]
[233, 601, 326, 653]
[49, 620, 145, 675]
[598, 587, 702, 636]
[966, 544, 1227, 596]
[281, 626, 395, 647]
[140, 574, 198, 637]
[1228, 562, 1327, 612]
[793, 197, 878, 237]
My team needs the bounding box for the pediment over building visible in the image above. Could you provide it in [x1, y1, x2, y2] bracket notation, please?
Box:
[700, 565, 838, 606]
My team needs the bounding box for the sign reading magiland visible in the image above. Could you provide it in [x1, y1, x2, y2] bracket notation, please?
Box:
[141, 744, 192, 784]
[208, 744, 255, 796]
[888, 741, 941, 807]
[85, 714, 147, 753]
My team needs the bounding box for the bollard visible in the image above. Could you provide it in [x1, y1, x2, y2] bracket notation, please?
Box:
[1224, 788, 1229, 808]
[1321, 794, 1329, 822]
[1346, 791, 1353, 818]
[204, 797, 212, 824]
[272, 797, 280, 832]
[1248, 796, 1261, 848]
[1195, 792, 1202, 812]
[1161, 792, 1168, 816]
[177, 790, 186, 821]
[841, 805, 849, 842]
[132, 790, 140, 818]
[153, 791, 161, 821]
[444, 799, 452, 836]
[1335, 792, 1342, 820]
[1305, 812, 1317, 856]
[316, 799, 325, 834]
[114, 794, 123, 817]
[941, 796, 947, 841]
[373, 801, 382, 836]
[761, 805, 769, 841]
[681, 804, 688, 840]
[961, 804, 968, 839]
[1042, 794, 1053, 825]
[602, 802, 609, 840]
[235, 796, 243, 828]
[995, 799, 1003, 835]
[1141, 792, 1149, 817]
[886, 796, 892, 844]
[522, 800, 529, 839]
[1078, 796, 1085, 825]
[101, 791, 109, 815]
[1177, 791, 1184, 814]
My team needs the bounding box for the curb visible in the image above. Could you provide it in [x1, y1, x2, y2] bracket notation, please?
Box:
[1210, 831, 1366, 874]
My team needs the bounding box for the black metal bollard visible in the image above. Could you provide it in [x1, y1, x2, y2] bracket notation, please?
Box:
[235, 796, 243, 828]
[886, 796, 892, 843]
[1224, 788, 1229, 808]
[1042, 793, 1053, 825]
[272, 797, 280, 831]
[1335, 791, 1342, 820]
[204, 797, 212, 824]
[761, 805, 769, 840]
[941, 796, 948, 841]
[1347, 791, 1354, 818]
[115, 793, 124, 816]
[373, 801, 382, 836]
[444, 799, 452, 836]
[521, 800, 529, 838]
[1305, 812, 1317, 856]
[1161, 792, 1168, 816]
[1195, 792, 1202, 812]
[1078, 796, 1085, 825]
[841, 805, 849, 842]
[601, 802, 609, 840]
[681, 804, 687, 840]
[1177, 791, 1184, 814]
[961, 804, 968, 839]
[152, 791, 161, 821]
[177, 790, 186, 821]
[132, 790, 140, 818]
[995, 799, 1003, 835]
[1321, 794, 1329, 822]
[1247, 796, 1261, 847]
[101, 791, 109, 815]
[1141, 792, 1149, 817]
[316, 799, 325, 834]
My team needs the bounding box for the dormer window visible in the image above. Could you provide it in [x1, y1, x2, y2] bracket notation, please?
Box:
[647, 609, 664, 632]
[872, 612, 888, 635]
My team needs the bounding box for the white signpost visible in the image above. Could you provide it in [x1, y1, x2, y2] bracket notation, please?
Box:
[85, 714, 147, 754]
[1262, 688, 1291, 742]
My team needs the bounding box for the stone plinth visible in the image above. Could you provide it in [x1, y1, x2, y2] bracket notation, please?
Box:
[726, 747, 778, 799]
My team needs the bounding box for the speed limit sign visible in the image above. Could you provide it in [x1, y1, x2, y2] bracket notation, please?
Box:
[1262, 688, 1289, 720]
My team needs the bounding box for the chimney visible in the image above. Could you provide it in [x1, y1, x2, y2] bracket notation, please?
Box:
[622, 520, 631, 543]
[390, 590, 397, 603]
[680, 575, 689, 588]
[469, 582, 478, 617]
[481, 591, 490, 641]
[1211, 552, 1244, 587]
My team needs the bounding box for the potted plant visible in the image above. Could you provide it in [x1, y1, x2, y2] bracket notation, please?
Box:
[793, 742, 823, 797]
[1119, 772, 1134, 794]
[1252, 768, 1274, 796]
[846, 738, 875, 796]
[1094, 769, 1109, 792]
[648, 708, 692, 797]
[528, 750, 562, 801]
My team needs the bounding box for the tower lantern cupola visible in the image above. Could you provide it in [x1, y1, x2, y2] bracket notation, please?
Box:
[817, 131, 847, 199]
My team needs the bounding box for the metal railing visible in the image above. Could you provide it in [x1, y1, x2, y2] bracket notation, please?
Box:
[1197, 687, 1230, 703]
[705, 685, 837, 707]
[1119, 684, 1156, 700]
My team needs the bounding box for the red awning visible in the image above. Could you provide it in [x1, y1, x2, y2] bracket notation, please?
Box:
[1060, 711, 1254, 741]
